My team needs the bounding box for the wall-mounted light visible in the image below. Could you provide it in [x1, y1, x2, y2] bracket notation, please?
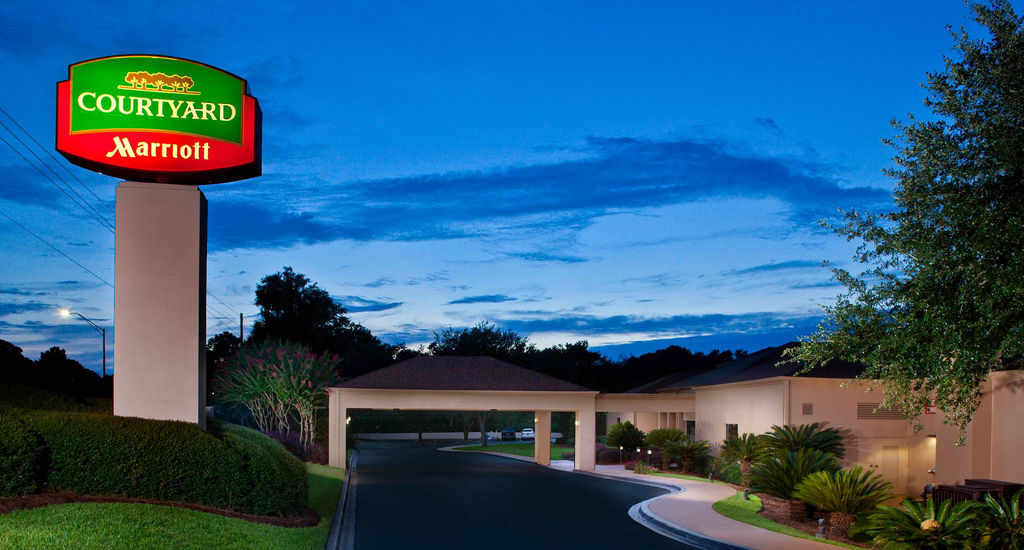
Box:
[574, 420, 580, 426]
[534, 417, 539, 423]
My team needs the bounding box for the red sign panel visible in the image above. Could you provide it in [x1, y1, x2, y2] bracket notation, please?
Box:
[56, 55, 261, 184]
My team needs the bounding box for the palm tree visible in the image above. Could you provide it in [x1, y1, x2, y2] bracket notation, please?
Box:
[761, 422, 845, 458]
[866, 498, 978, 550]
[979, 488, 1024, 549]
[663, 437, 711, 473]
[750, 448, 840, 500]
[721, 433, 762, 486]
[793, 467, 893, 538]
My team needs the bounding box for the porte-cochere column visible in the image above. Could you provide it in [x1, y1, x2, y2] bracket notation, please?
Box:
[329, 389, 347, 468]
[574, 403, 597, 471]
[534, 410, 551, 466]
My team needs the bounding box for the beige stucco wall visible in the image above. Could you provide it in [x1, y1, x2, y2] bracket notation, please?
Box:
[694, 380, 786, 450]
[934, 370, 1024, 485]
[113, 182, 206, 427]
[789, 378, 933, 495]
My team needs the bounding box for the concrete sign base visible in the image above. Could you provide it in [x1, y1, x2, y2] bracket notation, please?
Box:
[113, 182, 207, 427]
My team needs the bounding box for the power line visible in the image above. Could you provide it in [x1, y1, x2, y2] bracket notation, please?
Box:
[0, 206, 113, 288]
[0, 132, 115, 234]
[0, 104, 108, 205]
[208, 292, 237, 314]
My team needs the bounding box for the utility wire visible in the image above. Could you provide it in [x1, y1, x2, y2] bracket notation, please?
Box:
[0, 206, 113, 288]
[0, 132, 115, 234]
[0, 104, 108, 205]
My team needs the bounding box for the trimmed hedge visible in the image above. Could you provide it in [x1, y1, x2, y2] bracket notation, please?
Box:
[1, 410, 307, 517]
[0, 415, 48, 495]
[213, 422, 307, 515]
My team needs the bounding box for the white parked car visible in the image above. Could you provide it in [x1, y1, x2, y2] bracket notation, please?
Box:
[520, 428, 535, 441]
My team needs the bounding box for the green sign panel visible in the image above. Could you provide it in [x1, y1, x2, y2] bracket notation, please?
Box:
[69, 56, 244, 144]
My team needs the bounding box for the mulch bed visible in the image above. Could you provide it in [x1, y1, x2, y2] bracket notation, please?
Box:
[756, 511, 870, 548]
[0, 492, 320, 527]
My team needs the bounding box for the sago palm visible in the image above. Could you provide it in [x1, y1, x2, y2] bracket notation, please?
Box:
[761, 422, 845, 458]
[663, 437, 711, 474]
[866, 498, 978, 550]
[794, 466, 893, 515]
[979, 488, 1024, 550]
[720, 433, 763, 486]
[750, 448, 839, 500]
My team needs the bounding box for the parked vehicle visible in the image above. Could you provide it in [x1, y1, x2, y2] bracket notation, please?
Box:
[500, 427, 517, 441]
[520, 428, 535, 441]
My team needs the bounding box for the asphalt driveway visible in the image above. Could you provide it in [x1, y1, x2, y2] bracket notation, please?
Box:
[352, 443, 693, 549]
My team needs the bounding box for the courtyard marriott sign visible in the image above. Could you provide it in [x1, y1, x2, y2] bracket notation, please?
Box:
[57, 55, 261, 184]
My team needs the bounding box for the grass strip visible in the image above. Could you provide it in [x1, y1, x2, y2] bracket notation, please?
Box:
[452, 442, 575, 460]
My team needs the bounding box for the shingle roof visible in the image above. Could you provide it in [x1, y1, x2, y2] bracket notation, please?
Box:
[338, 356, 595, 392]
[630, 343, 867, 393]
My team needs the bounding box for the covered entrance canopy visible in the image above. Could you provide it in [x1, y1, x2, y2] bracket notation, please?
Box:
[328, 356, 695, 471]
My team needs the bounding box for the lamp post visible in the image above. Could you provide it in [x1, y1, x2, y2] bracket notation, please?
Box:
[59, 308, 106, 378]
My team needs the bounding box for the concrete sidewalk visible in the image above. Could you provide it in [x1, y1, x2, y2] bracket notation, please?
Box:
[595, 466, 840, 550]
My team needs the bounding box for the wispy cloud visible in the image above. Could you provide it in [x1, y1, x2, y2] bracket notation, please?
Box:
[503, 251, 589, 264]
[335, 295, 402, 313]
[493, 310, 819, 339]
[725, 260, 824, 276]
[0, 300, 51, 316]
[206, 134, 892, 251]
[447, 294, 517, 305]
[362, 277, 396, 288]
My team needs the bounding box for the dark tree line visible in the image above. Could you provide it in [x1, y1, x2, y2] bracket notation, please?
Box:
[0, 339, 111, 398]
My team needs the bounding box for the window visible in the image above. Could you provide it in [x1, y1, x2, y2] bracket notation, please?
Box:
[726, 423, 738, 440]
[802, 403, 814, 416]
[685, 420, 695, 439]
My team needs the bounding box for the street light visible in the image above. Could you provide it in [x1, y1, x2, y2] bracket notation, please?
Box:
[59, 308, 107, 378]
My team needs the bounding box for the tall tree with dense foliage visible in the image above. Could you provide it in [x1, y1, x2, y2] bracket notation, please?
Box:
[250, 267, 398, 378]
[428, 321, 534, 363]
[785, 1, 1024, 436]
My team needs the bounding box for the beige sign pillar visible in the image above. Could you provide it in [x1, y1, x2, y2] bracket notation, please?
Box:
[113, 182, 207, 427]
[574, 404, 597, 471]
[534, 410, 551, 466]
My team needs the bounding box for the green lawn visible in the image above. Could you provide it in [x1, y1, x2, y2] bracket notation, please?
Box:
[651, 472, 736, 488]
[453, 442, 575, 460]
[0, 462, 345, 550]
[712, 492, 864, 550]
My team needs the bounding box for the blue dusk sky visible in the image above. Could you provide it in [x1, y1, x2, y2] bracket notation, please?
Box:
[0, 1, 1005, 372]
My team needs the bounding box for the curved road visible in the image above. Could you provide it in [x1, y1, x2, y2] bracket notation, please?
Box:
[352, 444, 694, 549]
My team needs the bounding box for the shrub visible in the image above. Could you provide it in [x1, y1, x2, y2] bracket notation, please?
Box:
[0, 414, 48, 495]
[710, 457, 743, 485]
[750, 448, 839, 500]
[264, 430, 329, 464]
[606, 421, 645, 450]
[634, 462, 656, 475]
[663, 437, 711, 474]
[794, 467, 893, 538]
[978, 488, 1024, 549]
[216, 341, 337, 452]
[760, 423, 845, 459]
[720, 433, 763, 486]
[866, 498, 978, 550]
[645, 428, 686, 449]
[214, 422, 307, 515]
[794, 467, 893, 515]
[8, 410, 307, 516]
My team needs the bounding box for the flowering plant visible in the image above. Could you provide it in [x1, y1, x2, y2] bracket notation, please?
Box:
[215, 340, 338, 452]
